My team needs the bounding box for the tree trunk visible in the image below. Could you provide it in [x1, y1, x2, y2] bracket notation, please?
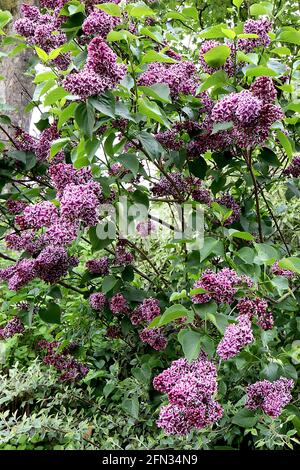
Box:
[0, 0, 39, 134]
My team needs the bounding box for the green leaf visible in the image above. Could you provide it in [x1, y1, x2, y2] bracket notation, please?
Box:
[188, 157, 208, 179]
[170, 290, 187, 302]
[139, 84, 171, 104]
[200, 237, 224, 261]
[137, 131, 163, 160]
[58, 102, 77, 129]
[233, 0, 243, 9]
[250, 2, 273, 16]
[237, 51, 255, 64]
[39, 302, 61, 324]
[254, 243, 279, 265]
[212, 121, 233, 134]
[140, 27, 163, 43]
[89, 93, 116, 118]
[141, 50, 176, 64]
[246, 66, 278, 77]
[232, 409, 258, 428]
[154, 304, 191, 328]
[129, 4, 155, 18]
[7, 150, 27, 164]
[277, 29, 300, 46]
[206, 312, 229, 334]
[33, 71, 57, 84]
[199, 70, 228, 92]
[199, 24, 227, 39]
[204, 45, 231, 68]
[221, 28, 236, 39]
[138, 96, 170, 127]
[121, 397, 139, 419]
[96, 3, 121, 17]
[89, 224, 115, 252]
[102, 275, 118, 294]
[132, 189, 149, 208]
[238, 33, 259, 39]
[50, 138, 69, 159]
[271, 46, 291, 56]
[178, 329, 202, 363]
[44, 87, 69, 106]
[75, 101, 95, 138]
[228, 230, 254, 241]
[0, 10, 12, 30]
[278, 257, 300, 275]
[117, 154, 139, 176]
[276, 130, 293, 160]
[107, 30, 137, 41]
[34, 46, 48, 62]
[259, 147, 281, 167]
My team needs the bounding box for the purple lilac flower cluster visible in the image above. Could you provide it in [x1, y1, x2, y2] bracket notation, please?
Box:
[114, 241, 134, 265]
[36, 123, 65, 163]
[109, 293, 128, 314]
[151, 174, 201, 199]
[82, 7, 120, 37]
[130, 298, 161, 326]
[0, 317, 24, 339]
[271, 261, 295, 279]
[5, 231, 46, 256]
[14, 123, 64, 164]
[284, 155, 300, 178]
[188, 77, 282, 154]
[192, 188, 212, 204]
[217, 315, 254, 360]
[60, 182, 101, 227]
[6, 199, 28, 215]
[215, 194, 241, 226]
[35, 246, 78, 284]
[246, 377, 294, 417]
[89, 293, 107, 311]
[49, 163, 93, 197]
[63, 37, 127, 99]
[238, 18, 272, 52]
[155, 129, 185, 151]
[237, 297, 274, 330]
[23, 201, 58, 230]
[139, 327, 167, 350]
[192, 268, 253, 305]
[136, 220, 156, 237]
[153, 356, 223, 435]
[14, 5, 70, 70]
[86, 257, 110, 275]
[39, 340, 88, 382]
[0, 259, 36, 290]
[138, 61, 199, 98]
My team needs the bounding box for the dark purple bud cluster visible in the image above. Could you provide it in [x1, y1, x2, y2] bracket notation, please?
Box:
[38, 340, 88, 382]
[0, 316, 25, 339]
[86, 257, 110, 275]
[139, 327, 167, 350]
[284, 155, 300, 178]
[237, 297, 274, 330]
[215, 194, 241, 226]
